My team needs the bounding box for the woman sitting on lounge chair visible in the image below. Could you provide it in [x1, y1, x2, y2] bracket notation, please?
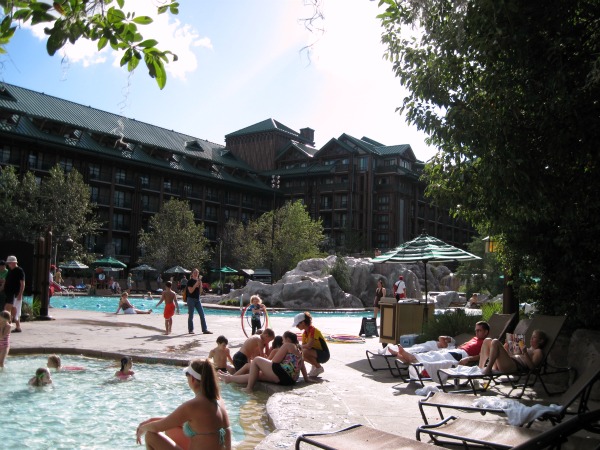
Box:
[479, 329, 547, 375]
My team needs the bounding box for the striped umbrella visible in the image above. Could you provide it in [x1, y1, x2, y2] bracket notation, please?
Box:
[372, 232, 481, 316]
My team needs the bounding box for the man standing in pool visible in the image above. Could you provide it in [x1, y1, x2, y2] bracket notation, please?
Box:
[186, 268, 212, 335]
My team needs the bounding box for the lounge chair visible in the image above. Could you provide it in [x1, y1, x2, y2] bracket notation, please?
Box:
[416, 410, 600, 449]
[510, 409, 600, 450]
[419, 361, 600, 425]
[438, 315, 568, 397]
[365, 313, 515, 381]
[393, 313, 516, 385]
[295, 424, 436, 449]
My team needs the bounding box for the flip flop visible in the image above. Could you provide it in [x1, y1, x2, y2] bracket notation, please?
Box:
[13, 329, 22, 332]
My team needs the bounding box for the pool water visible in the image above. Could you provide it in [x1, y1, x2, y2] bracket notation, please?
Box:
[39, 295, 370, 319]
[1, 355, 270, 449]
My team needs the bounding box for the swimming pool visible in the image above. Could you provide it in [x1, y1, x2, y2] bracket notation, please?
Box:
[1, 355, 270, 449]
[40, 295, 370, 319]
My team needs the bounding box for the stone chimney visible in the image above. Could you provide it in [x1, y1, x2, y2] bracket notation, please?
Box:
[299, 127, 315, 145]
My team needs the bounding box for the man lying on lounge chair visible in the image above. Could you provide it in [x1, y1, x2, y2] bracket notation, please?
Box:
[394, 321, 490, 366]
[382, 335, 456, 356]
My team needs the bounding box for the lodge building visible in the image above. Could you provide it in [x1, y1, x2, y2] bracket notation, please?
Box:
[0, 83, 474, 265]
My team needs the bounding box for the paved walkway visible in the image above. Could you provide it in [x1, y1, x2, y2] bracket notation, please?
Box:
[8, 305, 592, 449]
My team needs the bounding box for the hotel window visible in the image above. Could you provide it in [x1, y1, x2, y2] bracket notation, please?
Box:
[114, 190, 125, 208]
[28, 152, 38, 168]
[1, 145, 10, 163]
[59, 158, 73, 172]
[205, 205, 217, 220]
[89, 164, 100, 179]
[183, 184, 192, 195]
[90, 187, 99, 203]
[141, 195, 150, 210]
[163, 179, 171, 191]
[112, 238, 123, 255]
[115, 169, 126, 184]
[113, 213, 125, 230]
[358, 157, 368, 171]
[140, 175, 149, 187]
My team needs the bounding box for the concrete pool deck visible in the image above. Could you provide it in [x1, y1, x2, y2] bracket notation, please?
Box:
[9, 305, 597, 449]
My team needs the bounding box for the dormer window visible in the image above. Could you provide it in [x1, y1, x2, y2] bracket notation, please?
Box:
[65, 128, 82, 146]
[185, 140, 203, 151]
[0, 111, 19, 130]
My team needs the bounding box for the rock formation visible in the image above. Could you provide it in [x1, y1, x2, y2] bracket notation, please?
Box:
[222, 256, 458, 310]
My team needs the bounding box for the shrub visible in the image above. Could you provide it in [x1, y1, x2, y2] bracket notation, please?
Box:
[421, 310, 479, 341]
[481, 302, 502, 321]
[326, 257, 351, 292]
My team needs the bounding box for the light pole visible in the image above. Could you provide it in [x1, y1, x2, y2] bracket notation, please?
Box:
[271, 175, 280, 284]
[217, 238, 223, 294]
[54, 235, 74, 267]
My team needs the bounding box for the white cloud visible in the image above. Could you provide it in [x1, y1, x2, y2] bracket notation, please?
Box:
[23, 0, 211, 80]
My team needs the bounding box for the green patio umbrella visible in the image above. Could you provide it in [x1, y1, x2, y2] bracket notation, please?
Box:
[372, 231, 481, 317]
[130, 264, 157, 272]
[91, 256, 127, 269]
[219, 266, 238, 273]
[59, 260, 89, 269]
[164, 265, 191, 274]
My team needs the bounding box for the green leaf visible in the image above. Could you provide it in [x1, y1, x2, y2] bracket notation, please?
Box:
[116, 0, 125, 8]
[107, 7, 126, 24]
[120, 49, 132, 67]
[137, 39, 158, 48]
[132, 16, 153, 25]
[98, 36, 108, 50]
[31, 11, 57, 25]
[46, 31, 67, 56]
[127, 53, 139, 71]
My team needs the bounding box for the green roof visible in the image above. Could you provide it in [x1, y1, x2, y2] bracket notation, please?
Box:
[0, 83, 272, 191]
[226, 118, 305, 141]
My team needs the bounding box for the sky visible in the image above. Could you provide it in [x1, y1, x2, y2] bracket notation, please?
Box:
[0, 0, 436, 161]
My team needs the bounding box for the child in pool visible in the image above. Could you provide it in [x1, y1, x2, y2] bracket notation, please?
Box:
[0, 311, 11, 368]
[249, 295, 267, 335]
[115, 356, 135, 379]
[29, 367, 53, 386]
[47, 354, 86, 371]
[208, 335, 235, 374]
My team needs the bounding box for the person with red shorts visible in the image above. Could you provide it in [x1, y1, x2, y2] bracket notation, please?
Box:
[155, 281, 179, 335]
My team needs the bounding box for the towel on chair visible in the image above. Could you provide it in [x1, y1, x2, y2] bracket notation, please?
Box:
[378, 340, 447, 356]
[472, 397, 562, 426]
[413, 349, 468, 383]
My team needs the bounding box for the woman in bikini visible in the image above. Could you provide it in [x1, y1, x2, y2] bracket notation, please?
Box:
[479, 329, 547, 375]
[136, 358, 231, 450]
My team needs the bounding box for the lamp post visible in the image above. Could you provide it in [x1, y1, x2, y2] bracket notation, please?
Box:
[271, 175, 280, 284]
[54, 235, 74, 267]
[217, 238, 223, 294]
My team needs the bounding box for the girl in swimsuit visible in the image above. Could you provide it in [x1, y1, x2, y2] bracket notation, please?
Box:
[136, 358, 231, 450]
[219, 331, 310, 393]
[115, 292, 152, 315]
[0, 311, 11, 368]
[115, 356, 135, 379]
[479, 329, 547, 375]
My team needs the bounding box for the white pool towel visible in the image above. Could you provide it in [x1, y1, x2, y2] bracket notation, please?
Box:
[472, 397, 562, 426]
[414, 349, 469, 383]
